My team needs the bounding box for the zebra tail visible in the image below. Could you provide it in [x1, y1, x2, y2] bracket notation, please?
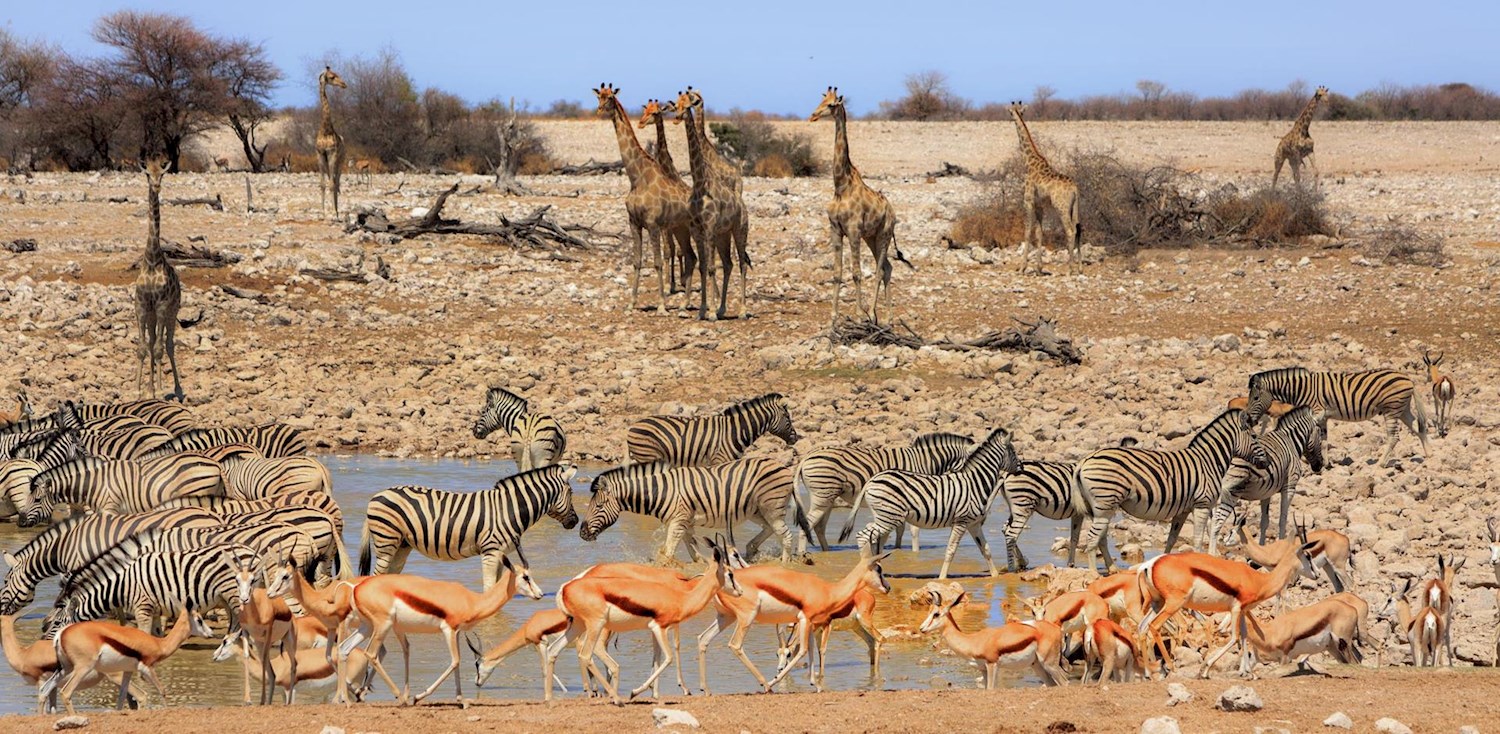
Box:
[790, 490, 815, 548]
[1068, 467, 1094, 522]
[1412, 389, 1430, 440]
[837, 482, 871, 544]
[357, 527, 372, 577]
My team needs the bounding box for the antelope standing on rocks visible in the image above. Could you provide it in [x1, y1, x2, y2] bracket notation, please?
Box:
[1423, 350, 1455, 437]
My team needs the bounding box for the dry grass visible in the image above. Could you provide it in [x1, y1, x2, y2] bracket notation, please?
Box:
[709, 116, 820, 177]
[947, 194, 1025, 248]
[1362, 222, 1448, 266]
[752, 154, 795, 178]
[1206, 184, 1334, 244]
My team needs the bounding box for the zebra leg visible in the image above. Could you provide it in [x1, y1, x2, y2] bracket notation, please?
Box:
[1377, 415, 1401, 467]
[968, 522, 1001, 578]
[1004, 505, 1034, 572]
[938, 525, 966, 580]
[662, 519, 692, 565]
[910, 526, 920, 553]
[1163, 515, 1188, 555]
[743, 522, 775, 561]
[480, 551, 502, 592]
[891, 523, 905, 552]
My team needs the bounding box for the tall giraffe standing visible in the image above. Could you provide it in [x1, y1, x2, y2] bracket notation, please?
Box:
[135, 156, 186, 401]
[1008, 102, 1081, 276]
[1273, 85, 1329, 189]
[637, 99, 694, 298]
[672, 87, 750, 321]
[809, 86, 903, 328]
[593, 84, 688, 311]
[316, 66, 348, 219]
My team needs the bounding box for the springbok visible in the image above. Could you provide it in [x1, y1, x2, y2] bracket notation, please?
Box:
[1380, 578, 1442, 667]
[1136, 539, 1318, 677]
[552, 537, 739, 704]
[45, 602, 212, 714]
[237, 561, 317, 705]
[1082, 617, 1146, 683]
[772, 586, 881, 687]
[5, 611, 139, 712]
[1032, 590, 1109, 659]
[917, 583, 1067, 688]
[1422, 350, 1454, 437]
[1226, 512, 1354, 593]
[1419, 554, 1464, 666]
[1238, 596, 1363, 677]
[282, 558, 366, 703]
[1488, 517, 1500, 666]
[468, 608, 572, 700]
[214, 626, 374, 703]
[1226, 395, 1296, 426]
[343, 554, 542, 707]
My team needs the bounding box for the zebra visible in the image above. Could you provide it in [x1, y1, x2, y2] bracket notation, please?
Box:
[509, 413, 567, 472]
[125, 521, 322, 581]
[0, 507, 220, 615]
[999, 437, 1139, 572]
[471, 387, 530, 440]
[158, 495, 349, 579]
[838, 428, 1019, 579]
[1246, 366, 1428, 467]
[1072, 409, 1268, 573]
[0, 459, 42, 521]
[138, 425, 308, 459]
[796, 432, 975, 552]
[23, 453, 226, 525]
[71, 399, 196, 435]
[43, 542, 260, 636]
[1208, 406, 1326, 553]
[625, 393, 799, 467]
[581, 457, 813, 563]
[359, 463, 579, 589]
[217, 455, 333, 500]
[160, 490, 345, 533]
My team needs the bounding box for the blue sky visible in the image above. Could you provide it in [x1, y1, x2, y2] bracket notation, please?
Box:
[5, 1, 1494, 115]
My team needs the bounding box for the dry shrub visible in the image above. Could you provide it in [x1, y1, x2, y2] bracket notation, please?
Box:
[948, 195, 1025, 248]
[176, 148, 214, 173]
[752, 154, 795, 178]
[517, 150, 556, 175]
[1362, 223, 1447, 266]
[282, 150, 319, 173]
[709, 115, 819, 177]
[1206, 185, 1332, 243]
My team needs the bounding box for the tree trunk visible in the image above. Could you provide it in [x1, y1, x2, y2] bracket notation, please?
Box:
[228, 114, 268, 173]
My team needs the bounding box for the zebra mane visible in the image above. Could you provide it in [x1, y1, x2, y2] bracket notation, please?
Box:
[483, 387, 529, 412]
[60, 528, 164, 596]
[33, 453, 113, 481]
[722, 393, 784, 417]
[591, 461, 673, 492]
[957, 428, 1011, 471]
[492, 462, 567, 487]
[910, 432, 974, 450]
[1272, 405, 1317, 436]
[1249, 367, 1308, 386]
[1187, 409, 1250, 449]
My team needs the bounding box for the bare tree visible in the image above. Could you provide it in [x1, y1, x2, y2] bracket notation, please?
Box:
[33, 56, 130, 170]
[217, 39, 281, 172]
[881, 70, 969, 121]
[0, 30, 58, 168]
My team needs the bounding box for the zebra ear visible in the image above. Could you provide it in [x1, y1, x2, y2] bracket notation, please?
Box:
[0, 552, 15, 570]
[561, 463, 578, 482]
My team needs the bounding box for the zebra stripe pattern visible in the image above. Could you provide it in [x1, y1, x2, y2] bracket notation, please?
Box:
[359, 463, 578, 588]
[839, 428, 1019, 579]
[72, 399, 197, 435]
[1210, 405, 1326, 550]
[0, 459, 41, 521]
[1246, 366, 1428, 466]
[1072, 409, 1266, 572]
[44, 542, 259, 635]
[581, 456, 811, 563]
[471, 387, 530, 439]
[139, 425, 308, 459]
[158, 494, 348, 578]
[218, 455, 333, 500]
[625, 393, 799, 467]
[0, 507, 219, 614]
[127, 521, 321, 580]
[25, 453, 226, 525]
[1000, 437, 1138, 572]
[797, 432, 975, 551]
[509, 413, 567, 471]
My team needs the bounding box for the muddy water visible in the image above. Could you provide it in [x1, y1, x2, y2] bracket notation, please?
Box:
[0, 456, 1069, 714]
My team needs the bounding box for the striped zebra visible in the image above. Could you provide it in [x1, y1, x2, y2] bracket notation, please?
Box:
[161, 489, 345, 532]
[359, 463, 579, 589]
[1246, 366, 1428, 466]
[625, 393, 799, 466]
[43, 542, 259, 636]
[838, 428, 1019, 579]
[510, 413, 567, 471]
[125, 521, 322, 580]
[23, 425, 175, 469]
[71, 399, 196, 435]
[796, 432, 975, 552]
[0, 459, 42, 521]
[23, 453, 226, 525]
[1209, 406, 1326, 552]
[0, 507, 219, 615]
[218, 454, 332, 500]
[471, 387, 530, 440]
[159, 495, 348, 578]
[581, 457, 813, 563]
[1072, 409, 1267, 572]
[999, 437, 1139, 572]
[139, 425, 308, 459]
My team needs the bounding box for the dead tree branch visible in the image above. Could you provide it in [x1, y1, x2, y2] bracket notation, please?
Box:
[831, 315, 1084, 364]
[128, 240, 241, 269]
[552, 158, 624, 176]
[166, 194, 224, 211]
[346, 183, 606, 249]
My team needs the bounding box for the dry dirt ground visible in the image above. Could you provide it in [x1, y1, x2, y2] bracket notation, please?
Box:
[4, 669, 1498, 733]
[3, 120, 1500, 729]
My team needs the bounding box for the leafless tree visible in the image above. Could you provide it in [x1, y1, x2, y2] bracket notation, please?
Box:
[217, 39, 281, 172]
[881, 70, 970, 121]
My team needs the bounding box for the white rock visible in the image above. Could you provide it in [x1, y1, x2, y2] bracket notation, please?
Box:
[1322, 711, 1353, 729]
[1458, 727, 1479, 734]
[1374, 718, 1412, 734]
[652, 708, 701, 729]
[53, 717, 89, 731]
[1140, 716, 1181, 734]
[1217, 684, 1263, 712]
[318, 727, 345, 734]
[1165, 681, 1193, 706]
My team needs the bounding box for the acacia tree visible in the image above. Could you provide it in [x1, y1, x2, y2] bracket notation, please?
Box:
[218, 39, 281, 171]
[0, 30, 57, 167]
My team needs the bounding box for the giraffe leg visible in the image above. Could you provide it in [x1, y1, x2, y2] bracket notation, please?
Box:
[318, 151, 331, 217]
[650, 226, 668, 310]
[331, 148, 345, 219]
[850, 228, 865, 320]
[627, 222, 644, 311]
[163, 314, 184, 401]
[1018, 187, 1037, 274]
[1272, 154, 1284, 188]
[736, 214, 749, 319]
[692, 221, 710, 320]
[1288, 157, 1302, 188]
[828, 224, 844, 331]
[715, 232, 733, 321]
[135, 313, 151, 400]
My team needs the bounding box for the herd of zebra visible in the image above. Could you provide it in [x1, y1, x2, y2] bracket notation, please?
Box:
[0, 357, 1452, 712]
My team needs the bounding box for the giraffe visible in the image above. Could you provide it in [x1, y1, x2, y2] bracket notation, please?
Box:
[592, 84, 689, 311]
[1273, 85, 1329, 189]
[134, 156, 186, 401]
[1008, 102, 1081, 276]
[809, 86, 905, 328]
[637, 98, 695, 298]
[315, 66, 348, 219]
[671, 87, 750, 321]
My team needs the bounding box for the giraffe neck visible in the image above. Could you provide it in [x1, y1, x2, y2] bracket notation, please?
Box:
[145, 177, 165, 264]
[606, 98, 651, 186]
[652, 115, 678, 177]
[832, 105, 856, 196]
[1289, 94, 1322, 136]
[682, 106, 711, 191]
[1012, 113, 1053, 177]
[318, 80, 337, 138]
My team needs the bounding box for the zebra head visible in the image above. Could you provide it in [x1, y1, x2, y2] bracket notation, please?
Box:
[1244, 372, 1276, 427]
[960, 428, 1020, 479]
[579, 480, 620, 542]
[1278, 406, 1327, 475]
[41, 594, 82, 639]
[1224, 410, 1269, 469]
[472, 387, 528, 440]
[53, 401, 83, 432]
[18, 473, 55, 528]
[545, 464, 579, 530]
[0, 558, 28, 615]
[765, 394, 800, 446]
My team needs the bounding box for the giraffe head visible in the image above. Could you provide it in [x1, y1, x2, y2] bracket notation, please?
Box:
[1008, 101, 1028, 121]
[143, 155, 169, 186]
[670, 87, 703, 125]
[1313, 85, 1329, 101]
[592, 83, 622, 117]
[808, 86, 844, 122]
[319, 66, 347, 90]
[637, 99, 665, 129]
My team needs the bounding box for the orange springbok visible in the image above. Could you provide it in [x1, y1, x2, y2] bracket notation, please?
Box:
[1136, 540, 1318, 677]
[1226, 395, 1296, 423]
[1088, 570, 1146, 627]
[1379, 578, 1442, 667]
[917, 584, 1067, 687]
[696, 552, 890, 693]
[47, 602, 212, 714]
[1423, 350, 1454, 437]
[773, 585, 882, 687]
[468, 608, 573, 699]
[1083, 617, 1146, 683]
[5, 612, 137, 712]
[1237, 595, 1362, 677]
[344, 554, 542, 707]
[553, 537, 740, 704]
[1229, 512, 1354, 593]
[214, 626, 375, 703]
[237, 560, 308, 705]
[1032, 590, 1110, 660]
[1419, 554, 1463, 666]
[282, 557, 367, 703]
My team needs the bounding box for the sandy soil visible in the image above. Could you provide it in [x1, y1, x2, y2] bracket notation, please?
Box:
[5, 668, 1499, 733]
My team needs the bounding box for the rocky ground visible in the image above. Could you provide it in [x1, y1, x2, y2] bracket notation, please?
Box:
[3, 120, 1500, 689]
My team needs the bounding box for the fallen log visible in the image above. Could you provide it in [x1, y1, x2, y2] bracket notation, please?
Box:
[830, 315, 1083, 364]
[552, 158, 624, 176]
[925, 162, 972, 178]
[346, 182, 606, 249]
[167, 194, 224, 211]
[128, 240, 241, 269]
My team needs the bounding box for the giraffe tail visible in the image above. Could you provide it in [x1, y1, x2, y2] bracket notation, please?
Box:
[891, 231, 914, 271]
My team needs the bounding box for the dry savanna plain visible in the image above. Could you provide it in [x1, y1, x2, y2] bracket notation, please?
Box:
[3, 119, 1500, 732]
